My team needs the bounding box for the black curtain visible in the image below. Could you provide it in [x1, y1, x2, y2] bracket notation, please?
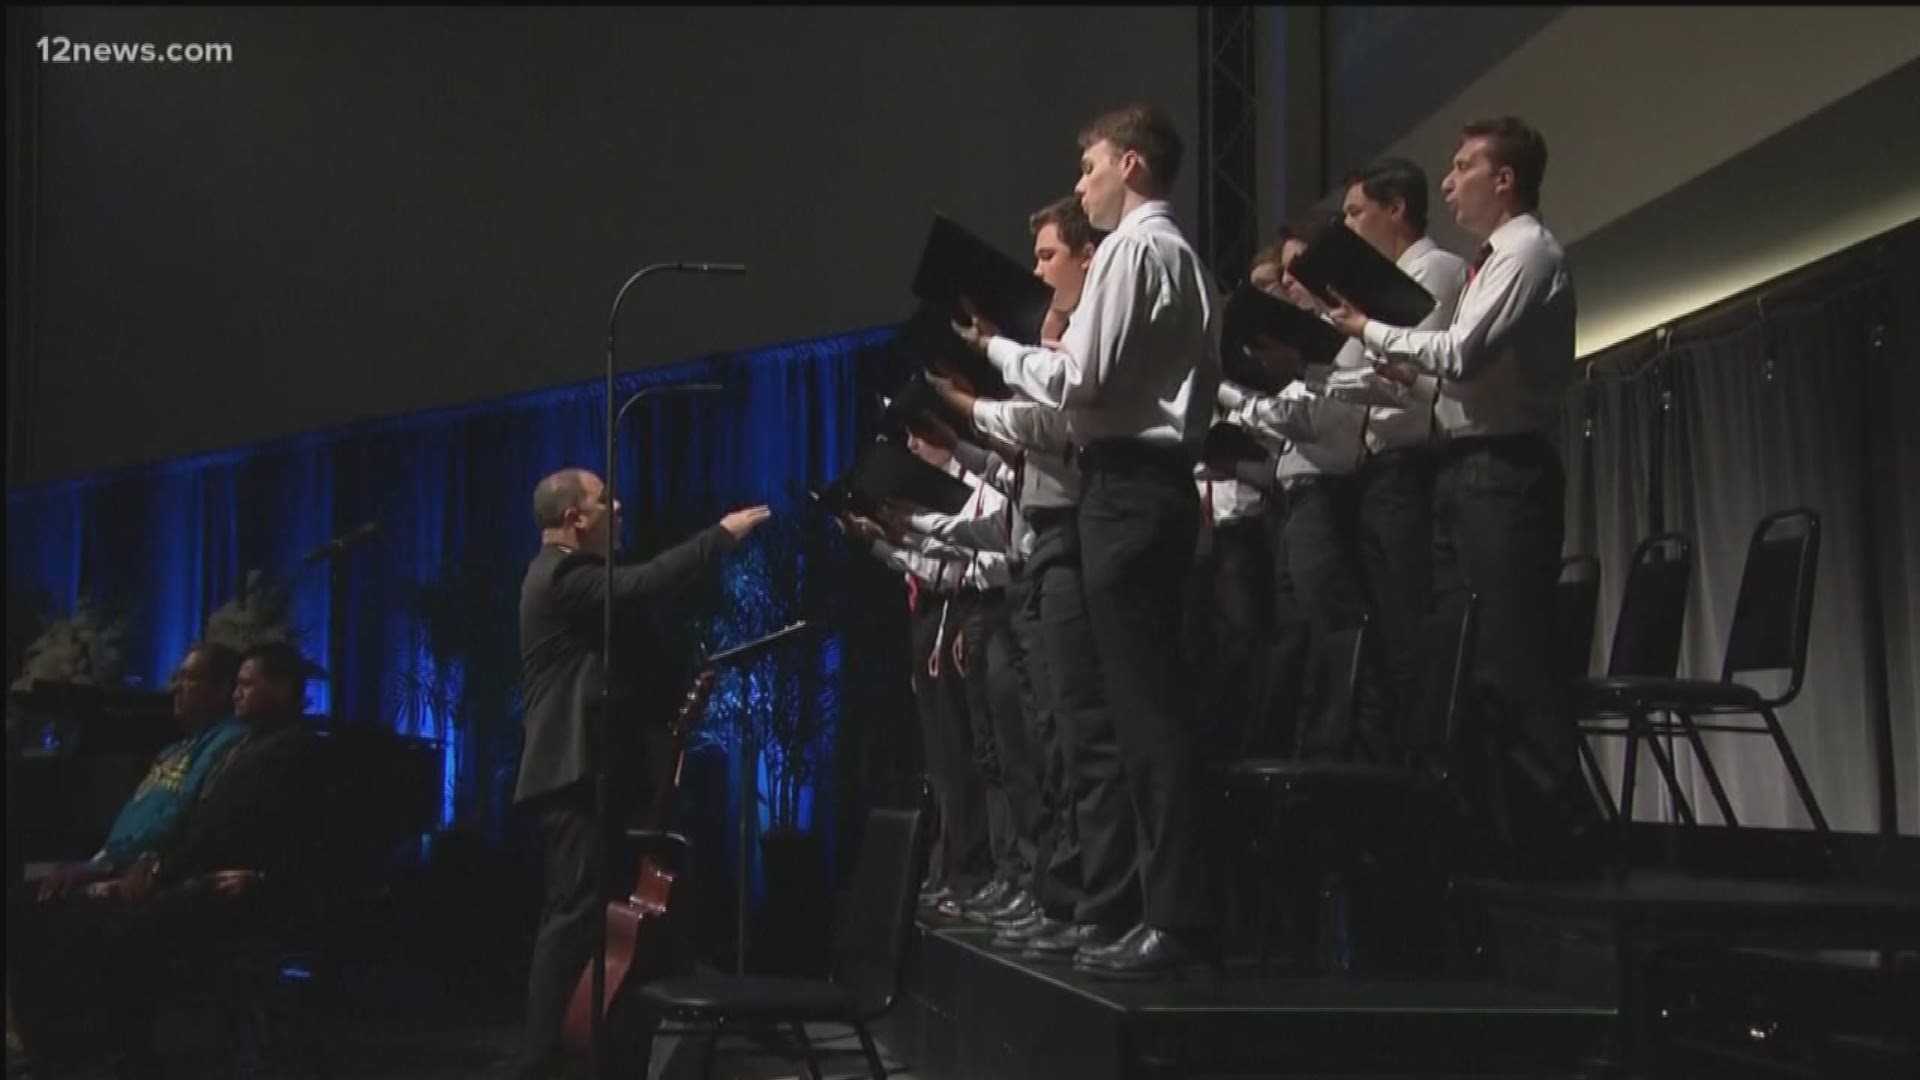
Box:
[1560, 221, 1920, 834]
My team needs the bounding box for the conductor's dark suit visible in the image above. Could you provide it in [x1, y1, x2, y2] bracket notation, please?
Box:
[511, 528, 736, 1080]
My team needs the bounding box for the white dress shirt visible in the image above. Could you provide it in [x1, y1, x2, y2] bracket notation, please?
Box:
[1339, 236, 1470, 453]
[1194, 467, 1267, 525]
[983, 201, 1220, 455]
[1218, 377, 1363, 481]
[1360, 213, 1575, 439]
[869, 537, 1012, 591]
[971, 397, 1081, 510]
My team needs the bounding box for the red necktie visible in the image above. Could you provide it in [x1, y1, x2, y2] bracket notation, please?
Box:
[1467, 242, 1493, 284]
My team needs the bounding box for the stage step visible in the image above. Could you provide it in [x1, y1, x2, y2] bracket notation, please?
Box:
[880, 921, 1616, 1080]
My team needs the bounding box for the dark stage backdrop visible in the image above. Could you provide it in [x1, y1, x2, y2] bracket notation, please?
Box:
[9, 5, 1201, 486]
[6, 324, 929, 897]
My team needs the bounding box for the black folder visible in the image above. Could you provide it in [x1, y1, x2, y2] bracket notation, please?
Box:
[819, 437, 974, 517]
[1219, 284, 1348, 393]
[1287, 222, 1435, 328]
[879, 371, 975, 443]
[1202, 421, 1269, 466]
[892, 303, 1012, 400]
[911, 214, 1054, 345]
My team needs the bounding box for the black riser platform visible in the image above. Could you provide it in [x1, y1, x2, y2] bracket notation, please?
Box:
[882, 924, 1615, 1080]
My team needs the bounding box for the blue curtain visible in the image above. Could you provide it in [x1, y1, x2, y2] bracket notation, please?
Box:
[6, 326, 915, 892]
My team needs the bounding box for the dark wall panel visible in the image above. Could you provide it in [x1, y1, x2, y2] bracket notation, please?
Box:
[18, 6, 1199, 484]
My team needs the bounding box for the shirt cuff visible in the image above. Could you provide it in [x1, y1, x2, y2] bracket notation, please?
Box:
[1361, 320, 1395, 355]
[907, 512, 944, 536]
[985, 335, 1025, 376]
[1217, 381, 1249, 411]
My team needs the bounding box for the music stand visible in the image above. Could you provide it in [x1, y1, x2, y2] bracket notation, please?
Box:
[699, 619, 819, 974]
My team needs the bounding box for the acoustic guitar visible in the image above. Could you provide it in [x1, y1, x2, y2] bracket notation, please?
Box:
[560, 668, 714, 1059]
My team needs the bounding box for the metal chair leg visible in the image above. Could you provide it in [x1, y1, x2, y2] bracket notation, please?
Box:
[695, 1025, 720, 1079]
[1634, 710, 1696, 825]
[852, 1018, 889, 1079]
[1578, 735, 1619, 821]
[1759, 706, 1830, 832]
[789, 1021, 824, 1080]
[1671, 710, 1739, 826]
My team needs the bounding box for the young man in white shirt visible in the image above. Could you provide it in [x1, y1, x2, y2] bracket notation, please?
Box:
[1218, 209, 1380, 760]
[1325, 116, 1595, 879]
[956, 103, 1219, 978]
[1334, 157, 1470, 758]
[934, 197, 1144, 960]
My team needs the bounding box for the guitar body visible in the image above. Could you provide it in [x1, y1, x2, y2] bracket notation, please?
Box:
[560, 858, 678, 1058]
[559, 670, 713, 1066]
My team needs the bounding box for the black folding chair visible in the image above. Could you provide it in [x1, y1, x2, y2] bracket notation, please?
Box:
[1579, 510, 1826, 831]
[640, 806, 931, 1078]
[1574, 532, 1697, 824]
[1225, 594, 1479, 976]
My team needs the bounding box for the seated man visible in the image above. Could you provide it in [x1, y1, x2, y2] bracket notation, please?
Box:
[9, 642, 320, 1078]
[99, 640, 320, 905]
[34, 643, 248, 900]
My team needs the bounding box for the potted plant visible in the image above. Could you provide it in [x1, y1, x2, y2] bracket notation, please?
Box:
[7, 598, 129, 752]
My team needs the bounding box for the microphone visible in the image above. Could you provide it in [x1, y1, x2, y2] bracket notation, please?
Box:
[302, 521, 379, 564]
[676, 262, 746, 275]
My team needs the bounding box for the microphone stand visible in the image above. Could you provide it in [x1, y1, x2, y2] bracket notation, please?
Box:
[591, 261, 742, 1079]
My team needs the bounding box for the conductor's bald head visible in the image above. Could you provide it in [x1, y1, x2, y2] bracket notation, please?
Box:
[534, 468, 618, 554]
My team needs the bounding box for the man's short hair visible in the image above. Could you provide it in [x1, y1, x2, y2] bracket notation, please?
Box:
[1252, 208, 1344, 278]
[1462, 116, 1547, 211]
[187, 642, 242, 686]
[1345, 157, 1430, 234]
[1079, 103, 1184, 192]
[1028, 195, 1107, 253]
[533, 469, 590, 529]
[240, 641, 308, 692]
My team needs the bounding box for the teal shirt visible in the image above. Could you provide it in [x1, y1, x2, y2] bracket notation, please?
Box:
[98, 717, 248, 870]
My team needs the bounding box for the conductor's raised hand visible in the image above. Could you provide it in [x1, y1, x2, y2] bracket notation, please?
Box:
[719, 505, 772, 541]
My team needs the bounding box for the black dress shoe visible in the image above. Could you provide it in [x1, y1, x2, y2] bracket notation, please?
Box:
[991, 906, 1051, 935]
[935, 879, 1001, 919]
[917, 884, 953, 907]
[991, 915, 1069, 952]
[1075, 928, 1221, 981]
[1073, 922, 1148, 964]
[968, 889, 1037, 925]
[1022, 921, 1125, 961]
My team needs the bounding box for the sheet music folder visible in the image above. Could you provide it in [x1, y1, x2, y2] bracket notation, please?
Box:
[1219, 285, 1347, 393]
[1202, 421, 1268, 465]
[1287, 222, 1435, 328]
[892, 303, 1010, 400]
[880, 371, 974, 442]
[816, 437, 974, 517]
[911, 214, 1054, 345]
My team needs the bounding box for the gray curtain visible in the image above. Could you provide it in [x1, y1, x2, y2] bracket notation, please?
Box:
[1563, 222, 1919, 834]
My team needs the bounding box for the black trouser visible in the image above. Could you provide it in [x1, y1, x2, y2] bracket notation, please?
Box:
[1079, 441, 1209, 935]
[1184, 514, 1279, 768]
[1256, 498, 1313, 758]
[954, 589, 1039, 891]
[514, 784, 602, 1080]
[926, 597, 991, 893]
[1357, 447, 1438, 761]
[1022, 507, 1138, 927]
[514, 724, 673, 1080]
[1284, 475, 1378, 757]
[907, 599, 952, 887]
[9, 880, 273, 1075]
[1432, 433, 1591, 867]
